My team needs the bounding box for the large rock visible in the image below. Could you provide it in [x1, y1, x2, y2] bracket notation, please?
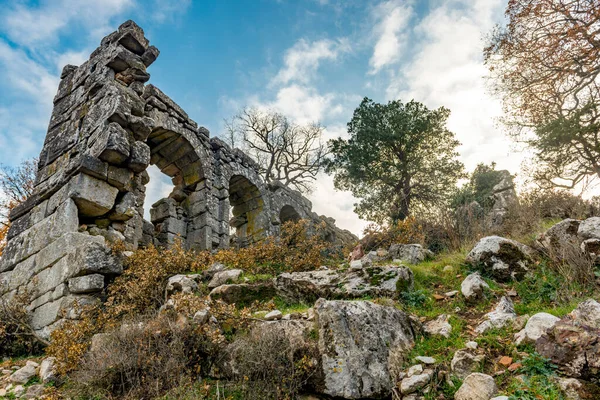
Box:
[514, 312, 560, 346]
[68, 173, 119, 217]
[275, 265, 413, 303]
[578, 217, 600, 240]
[538, 219, 581, 260]
[68, 274, 105, 294]
[467, 236, 535, 281]
[314, 299, 417, 399]
[475, 297, 517, 334]
[208, 269, 242, 289]
[536, 299, 600, 381]
[455, 373, 498, 400]
[165, 274, 200, 296]
[388, 243, 432, 264]
[209, 281, 276, 305]
[461, 273, 489, 301]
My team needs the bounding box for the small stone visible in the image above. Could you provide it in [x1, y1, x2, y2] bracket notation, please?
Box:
[507, 289, 518, 297]
[0, 389, 6, 397]
[508, 363, 521, 372]
[423, 314, 452, 338]
[349, 260, 363, 270]
[264, 310, 283, 321]
[454, 373, 498, 400]
[193, 309, 210, 325]
[415, 356, 435, 364]
[499, 356, 513, 367]
[13, 385, 25, 397]
[407, 364, 423, 377]
[491, 397, 509, 400]
[24, 384, 45, 399]
[465, 341, 478, 350]
[400, 370, 433, 394]
[208, 269, 243, 289]
[10, 361, 38, 384]
[514, 312, 559, 345]
[445, 290, 459, 297]
[475, 297, 517, 334]
[40, 357, 58, 383]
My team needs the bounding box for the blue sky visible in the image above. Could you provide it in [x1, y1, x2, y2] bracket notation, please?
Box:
[0, 0, 514, 235]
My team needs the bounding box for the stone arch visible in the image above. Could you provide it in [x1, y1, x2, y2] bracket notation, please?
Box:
[228, 174, 267, 247]
[279, 204, 301, 224]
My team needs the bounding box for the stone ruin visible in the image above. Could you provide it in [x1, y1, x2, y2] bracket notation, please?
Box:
[0, 21, 355, 338]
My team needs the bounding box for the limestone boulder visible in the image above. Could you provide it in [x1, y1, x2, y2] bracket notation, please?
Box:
[461, 273, 489, 301]
[314, 299, 417, 399]
[165, 274, 200, 296]
[388, 243, 432, 264]
[455, 373, 498, 400]
[274, 265, 413, 304]
[536, 299, 600, 381]
[209, 281, 276, 305]
[537, 219, 581, 260]
[467, 236, 535, 281]
[514, 312, 560, 346]
[578, 217, 600, 240]
[399, 369, 433, 394]
[208, 269, 243, 289]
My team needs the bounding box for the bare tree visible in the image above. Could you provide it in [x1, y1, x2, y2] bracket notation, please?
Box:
[0, 158, 37, 256]
[225, 108, 328, 193]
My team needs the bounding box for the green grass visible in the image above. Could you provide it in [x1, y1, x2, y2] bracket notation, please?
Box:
[405, 316, 467, 365]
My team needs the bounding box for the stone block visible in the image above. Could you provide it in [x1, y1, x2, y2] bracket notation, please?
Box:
[151, 198, 177, 223]
[94, 122, 131, 165]
[0, 199, 78, 272]
[36, 233, 105, 274]
[107, 166, 133, 191]
[110, 192, 137, 221]
[68, 274, 105, 294]
[128, 141, 150, 172]
[69, 173, 119, 217]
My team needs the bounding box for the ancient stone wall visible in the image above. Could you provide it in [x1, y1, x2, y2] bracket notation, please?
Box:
[0, 20, 355, 338]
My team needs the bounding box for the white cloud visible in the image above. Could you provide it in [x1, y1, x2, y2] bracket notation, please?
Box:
[387, 0, 513, 173]
[271, 38, 350, 86]
[55, 50, 90, 71]
[369, 0, 413, 73]
[2, 0, 134, 49]
[144, 165, 174, 220]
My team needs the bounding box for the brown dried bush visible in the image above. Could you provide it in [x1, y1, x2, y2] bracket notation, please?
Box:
[361, 217, 425, 252]
[228, 324, 320, 399]
[0, 290, 48, 356]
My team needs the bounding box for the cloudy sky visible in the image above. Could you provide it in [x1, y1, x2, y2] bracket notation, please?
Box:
[0, 0, 518, 236]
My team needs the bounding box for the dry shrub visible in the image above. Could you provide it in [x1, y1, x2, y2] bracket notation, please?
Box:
[539, 236, 597, 291]
[213, 219, 330, 274]
[71, 313, 194, 399]
[502, 189, 596, 240]
[230, 325, 320, 399]
[361, 217, 425, 252]
[0, 290, 47, 356]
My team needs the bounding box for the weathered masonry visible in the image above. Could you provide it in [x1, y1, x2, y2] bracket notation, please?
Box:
[0, 21, 355, 338]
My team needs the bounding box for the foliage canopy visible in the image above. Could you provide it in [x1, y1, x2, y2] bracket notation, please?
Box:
[326, 97, 464, 224]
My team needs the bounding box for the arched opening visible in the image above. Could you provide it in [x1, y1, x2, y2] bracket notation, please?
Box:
[280, 205, 301, 224]
[142, 128, 208, 248]
[228, 175, 265, 248]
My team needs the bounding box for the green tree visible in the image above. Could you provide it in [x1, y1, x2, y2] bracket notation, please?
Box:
[326, 98, 464, 224]
[451, 162, 507, 209]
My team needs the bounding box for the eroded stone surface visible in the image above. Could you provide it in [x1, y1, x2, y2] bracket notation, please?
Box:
[314, 299, 417, 399]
